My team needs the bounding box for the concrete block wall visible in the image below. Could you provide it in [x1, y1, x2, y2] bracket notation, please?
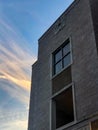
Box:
[28, 0, 98, 129]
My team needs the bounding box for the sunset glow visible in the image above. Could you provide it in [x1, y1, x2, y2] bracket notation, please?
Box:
[0, 0, 74, 129]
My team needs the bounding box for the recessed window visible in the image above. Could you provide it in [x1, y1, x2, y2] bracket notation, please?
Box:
[53, 39, 71, 75]
[52, 86, 75, 129]
[91, 119, 98, 130]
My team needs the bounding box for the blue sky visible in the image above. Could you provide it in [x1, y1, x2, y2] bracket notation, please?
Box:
[0, 0, 74, 129]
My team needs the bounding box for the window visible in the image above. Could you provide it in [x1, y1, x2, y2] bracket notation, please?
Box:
[52, 86, 75, 129]
[91, 119, 98, 130]
[53, 39, 71, 75]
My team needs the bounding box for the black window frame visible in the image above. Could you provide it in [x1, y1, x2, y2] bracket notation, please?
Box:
[53, 38, 71, 75]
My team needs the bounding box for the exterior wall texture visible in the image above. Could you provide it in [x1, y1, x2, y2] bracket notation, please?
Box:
[89, 0, 98, 51]
[28, 0, 98, 130]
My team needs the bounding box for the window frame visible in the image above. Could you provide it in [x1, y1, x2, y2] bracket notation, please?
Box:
[50, 83, 76, 130]
[52, 38, 72, 77]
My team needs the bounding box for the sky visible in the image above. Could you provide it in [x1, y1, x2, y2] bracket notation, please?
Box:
[0, 0, 74, 130]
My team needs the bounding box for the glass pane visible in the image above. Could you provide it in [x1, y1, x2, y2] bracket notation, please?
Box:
[63, 43, 70, 56]
[55, 50, 62, 63]
[63, 54, 71, 68]
[55, 61, 62, 74]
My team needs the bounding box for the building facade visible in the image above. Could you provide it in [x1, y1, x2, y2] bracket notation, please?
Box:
[28, 0, 98, 130]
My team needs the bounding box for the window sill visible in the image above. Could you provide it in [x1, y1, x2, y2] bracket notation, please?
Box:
[56, 120, 76, 130]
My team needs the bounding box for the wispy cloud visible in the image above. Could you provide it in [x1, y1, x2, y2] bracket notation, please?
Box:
[0, 10, 36, 130]
[0, 79, 29, 107]
[0, 79, 30, 130]
[0, 108, 28, 130]
[0, 42, 35, 90]
[0, 120, 28, 130]
[0, 18, 36, 90]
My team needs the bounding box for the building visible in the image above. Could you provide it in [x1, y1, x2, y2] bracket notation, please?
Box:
[28, 0, 98, 130]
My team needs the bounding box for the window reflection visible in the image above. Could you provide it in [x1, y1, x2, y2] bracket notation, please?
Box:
[63, 54, 71, 68]
[55, 61, 62, 74]
[63, 43, 70, 56]
[55, 50, 62, 63]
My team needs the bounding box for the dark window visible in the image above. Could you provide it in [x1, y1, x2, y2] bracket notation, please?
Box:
[53, 39, 71, 75]
[91, 119, 98, 130]
[52, 86, 74, 129]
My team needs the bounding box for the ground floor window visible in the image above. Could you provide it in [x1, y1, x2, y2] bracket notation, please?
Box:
[52, 85, 75, 129]
[91, 119, 98, 130]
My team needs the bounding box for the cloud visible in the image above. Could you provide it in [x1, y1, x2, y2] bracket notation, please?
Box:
[0, 120, 28, 130]
[0, 79, 29, 107]
[0, 108, 28, 123]
[0, 17, 36, 91]
[0, 79, 29, 130]
[0, 110, 28, 130]
[0, 12, 36, 130]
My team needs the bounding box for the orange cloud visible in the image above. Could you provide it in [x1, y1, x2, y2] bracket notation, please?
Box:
[0, 41, 36, 91]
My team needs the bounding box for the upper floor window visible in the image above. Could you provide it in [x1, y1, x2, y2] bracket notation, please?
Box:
[53, 38, 71, 75]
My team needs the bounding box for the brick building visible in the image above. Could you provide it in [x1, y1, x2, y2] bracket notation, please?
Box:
[28, 0, 98, 130]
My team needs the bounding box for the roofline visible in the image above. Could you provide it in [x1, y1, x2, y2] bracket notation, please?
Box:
[38, 0, 80, 42]
[32, 60, 38, 68]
